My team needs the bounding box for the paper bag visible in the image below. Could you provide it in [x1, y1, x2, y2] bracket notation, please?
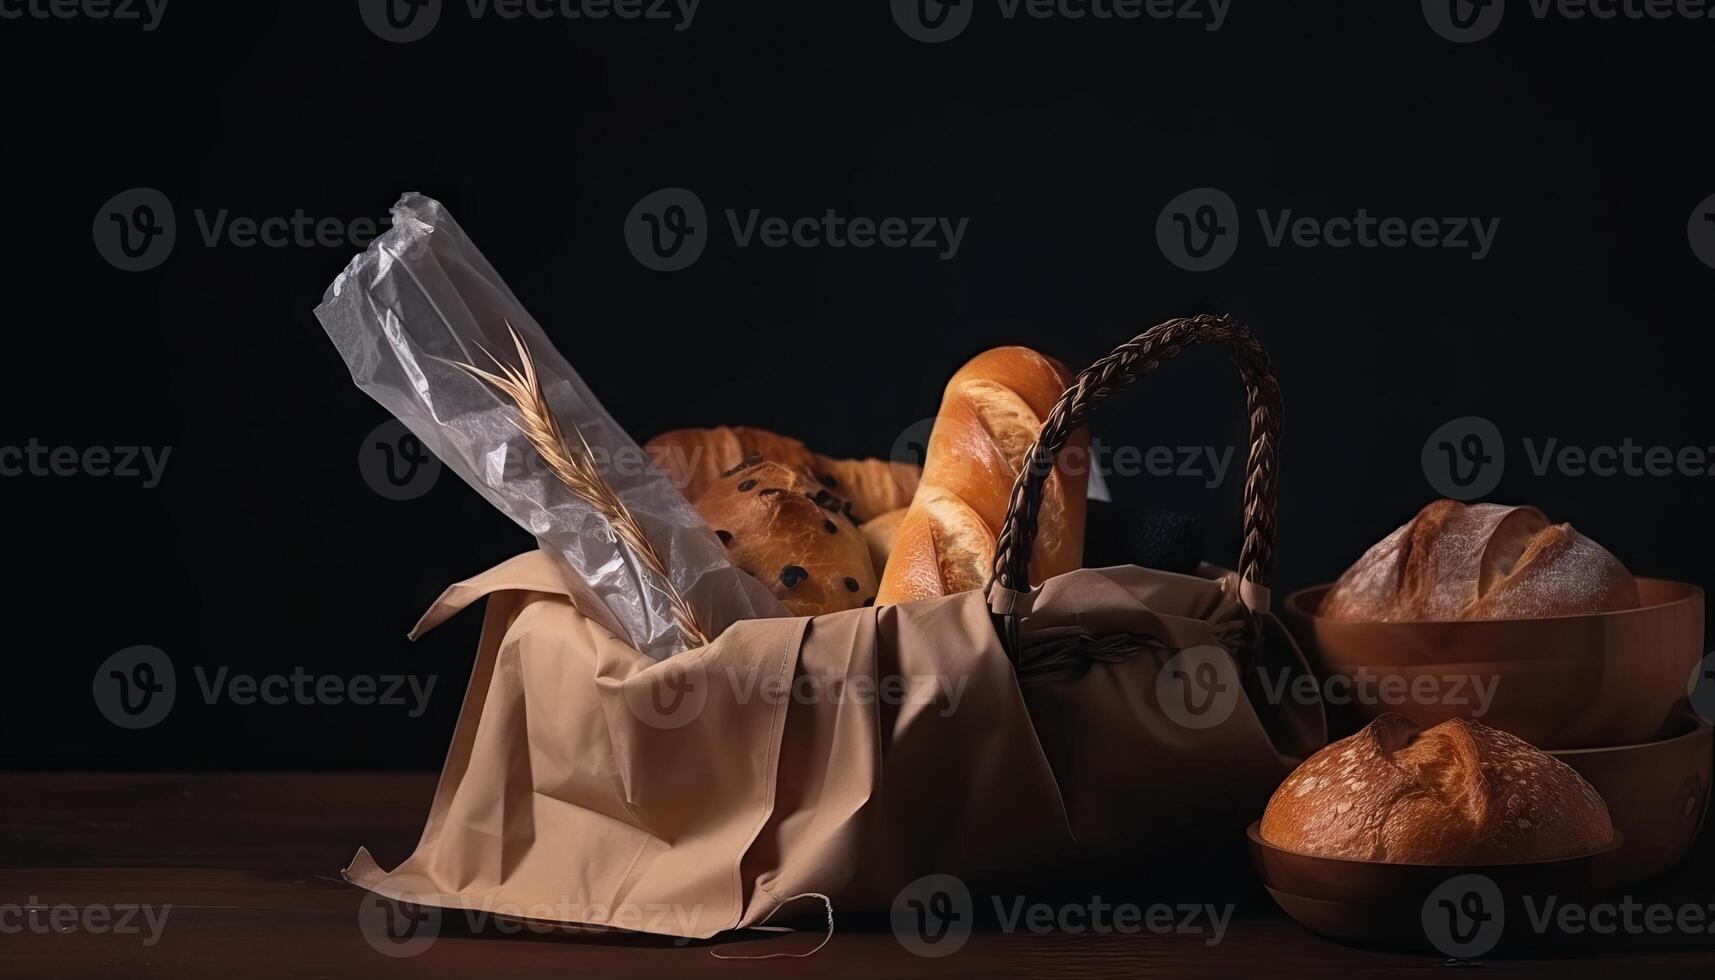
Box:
[345, 551, 1325, 939]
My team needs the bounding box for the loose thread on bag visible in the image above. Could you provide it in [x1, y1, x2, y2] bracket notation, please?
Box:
[708, 892, 834, 960]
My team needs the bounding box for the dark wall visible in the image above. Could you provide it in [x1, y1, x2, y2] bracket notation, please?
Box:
[3, 2, 1710, 769]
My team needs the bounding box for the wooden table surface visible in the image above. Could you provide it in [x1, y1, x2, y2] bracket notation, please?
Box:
[2, 772, 1710, 978]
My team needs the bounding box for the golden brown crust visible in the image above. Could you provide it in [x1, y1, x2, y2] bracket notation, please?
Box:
[859, 507, 908, 581]
[1261, 714, 1614, 864]
[1321, 500, 1638, 621]
[691, 460, 878, 616]
[644, 426, 919, 522]
[876, 347, 1087, 605]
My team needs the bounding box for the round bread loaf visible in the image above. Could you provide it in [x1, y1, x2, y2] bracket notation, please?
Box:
[1261, 714, 1614, 864]
[692, 459, 878, 616]
[1320, 500, 1639, 621]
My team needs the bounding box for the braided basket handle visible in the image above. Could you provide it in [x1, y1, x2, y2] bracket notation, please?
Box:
[987, 314, 1283, 658]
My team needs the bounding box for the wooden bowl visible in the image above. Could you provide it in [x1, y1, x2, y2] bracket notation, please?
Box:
[1282, 579, 1703, 750]
[1248, 822, 1621, 953]
[1549, 712, 1712, 886]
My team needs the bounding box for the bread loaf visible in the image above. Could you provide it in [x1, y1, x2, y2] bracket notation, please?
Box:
[1261, 714, 1614, 864]
[860, 507, 908, 579]
[645, 426, 919, 522]
[876, 347, 1087, 605]
[691, 458, 877, 616]
[1320, 500, 1639, 622]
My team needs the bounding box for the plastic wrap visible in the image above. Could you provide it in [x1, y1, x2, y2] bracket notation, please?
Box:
[315, 192, 787, 659]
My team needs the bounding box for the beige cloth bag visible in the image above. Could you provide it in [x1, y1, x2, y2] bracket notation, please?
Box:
[345, 315, 1327, 939]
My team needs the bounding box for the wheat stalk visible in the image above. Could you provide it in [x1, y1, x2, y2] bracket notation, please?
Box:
[440, 325, 708, 648]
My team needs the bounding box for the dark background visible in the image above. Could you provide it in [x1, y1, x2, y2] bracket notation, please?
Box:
[3, 2, 1710, 770]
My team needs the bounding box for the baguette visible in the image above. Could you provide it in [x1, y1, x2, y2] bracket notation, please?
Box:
[876, 347, 1087, 604]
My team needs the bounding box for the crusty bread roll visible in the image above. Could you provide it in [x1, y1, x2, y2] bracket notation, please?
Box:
[691, 459, 877, 616]
[876, 347, 1087, 605]
[860, 507, 908, 580]
[1261, 714, 1614, 864]
[645, 426, 919, 522]
[1320, 500, 1639, 622]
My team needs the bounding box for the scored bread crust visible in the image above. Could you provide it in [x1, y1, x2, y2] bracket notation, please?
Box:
[875, 347, 1088, 604]
[1260, 714, 1614, 864]
[1320, 500, 1639, 621]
